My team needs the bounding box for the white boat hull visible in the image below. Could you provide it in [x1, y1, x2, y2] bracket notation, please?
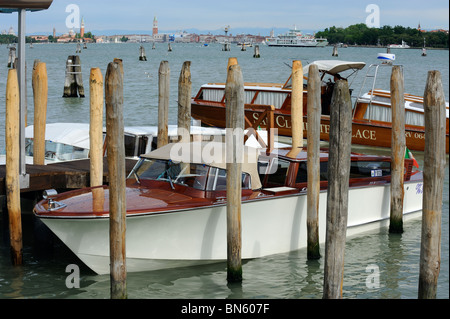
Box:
[41, 180, 423, 275]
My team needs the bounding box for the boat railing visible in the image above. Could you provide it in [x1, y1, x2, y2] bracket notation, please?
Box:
[353, 63, 403, 121]
[243, 104, 275, 154]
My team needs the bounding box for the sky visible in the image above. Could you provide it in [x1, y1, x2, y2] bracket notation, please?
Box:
[1, 0, 449, 35]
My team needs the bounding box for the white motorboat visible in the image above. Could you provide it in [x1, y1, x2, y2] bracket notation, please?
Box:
[34, 141, 423, 274]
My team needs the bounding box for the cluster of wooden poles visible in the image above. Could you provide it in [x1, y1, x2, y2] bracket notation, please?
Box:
[3, 54, 446, 299]
[223, 58, 446, 299]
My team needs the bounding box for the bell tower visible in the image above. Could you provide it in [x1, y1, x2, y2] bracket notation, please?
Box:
[153, 16, 158, 35]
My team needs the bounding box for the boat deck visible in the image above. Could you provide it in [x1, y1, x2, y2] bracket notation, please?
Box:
[0, 158, 138, 195]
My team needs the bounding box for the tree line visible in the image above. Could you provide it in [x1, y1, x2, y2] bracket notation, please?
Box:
[315, 23, 449, 48]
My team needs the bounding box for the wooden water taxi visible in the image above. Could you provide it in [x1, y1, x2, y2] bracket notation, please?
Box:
[33, 141, 423, 274]
[191, 59, 449, 153]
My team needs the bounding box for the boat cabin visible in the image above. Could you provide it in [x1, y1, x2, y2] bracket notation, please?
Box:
[128, 141, 418, 199]
[192, 60, 365, 123]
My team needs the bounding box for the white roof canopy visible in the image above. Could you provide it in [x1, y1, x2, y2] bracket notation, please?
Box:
[303, 60, 366, 75]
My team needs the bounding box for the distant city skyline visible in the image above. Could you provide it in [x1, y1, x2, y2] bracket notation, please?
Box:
[1, 0, 448, 36]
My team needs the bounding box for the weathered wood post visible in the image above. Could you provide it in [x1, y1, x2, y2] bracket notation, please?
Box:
[105, 61, 127, 299]
[322, 79, 352, 299]
[287, 60, 303, 158]
[225, 63, 245, 283]
[389, 66, 406, 234]
[63, 55, 84, 97]
[32, 62, 48, 166]
[418, 70, 446, 299]
[253, 45, 260, 58]
[73, 55, 85, 97]
[5, 68, 23, 266]
[178, 61, 192, 143]
[139, 45, 147, 61]
[332, 45, 338, 57]
[157, 61, 170, 148]
[306, 64, 321, 260]
[168, 43, 172, 52]
[63, 56, 77, 97]
[227, 57, 238, 70]
[7, 46, 16, 68]
[90, 68, 104, 187]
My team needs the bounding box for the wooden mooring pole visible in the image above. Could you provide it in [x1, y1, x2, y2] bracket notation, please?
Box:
[90, 68, 104, 188]
[418, 70, 446, 299]
[306, 64, 321, 260]
[323, 79, 352, 299]
[139, 45, 147, 61]
[63, 55, 85, 98]
[157, 61, 170, 148]
[178, 61, 192, 143]
[332, 45, 338, 57]
[225, 62, 245, 283]
[253, 45, 260, 58]
[32, 62, 48, 166]
[5, 68, 23, 266]
[7, 46, 16, 68]
[389, 66, 406, 234]
[105, 60, 127, 299]
[287, 60, 303, 158]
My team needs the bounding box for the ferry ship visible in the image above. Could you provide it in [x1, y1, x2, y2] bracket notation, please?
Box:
[266, 27, 328, 47]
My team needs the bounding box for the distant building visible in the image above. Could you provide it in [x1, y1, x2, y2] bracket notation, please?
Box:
[8, 26, 15, 36]
[30, 35, 49, 42]
[153, 16, 158, 35]
[80, 17, 85, 38]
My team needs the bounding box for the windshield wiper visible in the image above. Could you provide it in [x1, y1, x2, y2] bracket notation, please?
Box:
[167, 175, 175, 190]
[133, 170, 141, 184]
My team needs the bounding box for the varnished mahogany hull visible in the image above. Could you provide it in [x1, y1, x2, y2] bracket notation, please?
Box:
[36, 177, 423, 274]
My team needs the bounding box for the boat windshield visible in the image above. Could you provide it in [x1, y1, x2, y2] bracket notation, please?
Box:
[25, 138, 90, 161]
[132, 158, 209, 190]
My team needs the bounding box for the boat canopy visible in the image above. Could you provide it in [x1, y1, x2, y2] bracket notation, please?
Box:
[141, 141, 262, 190]
[303, 60, 366, 75]
[0, 0, 52, 12]
[25, 123, 90, 150]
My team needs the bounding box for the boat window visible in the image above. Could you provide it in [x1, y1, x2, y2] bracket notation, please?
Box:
[349, 161, 391, 178]
[132, 159, 210, 190]
[137, 136, 148, 156]
[265, 158, 290, 186]
[253, 91, 288, 109]
[206, 167, 251, 191]
[295, 161, 329, 183]
[23, 138, 89, 161]
[124, 134, 137, 157]
[202, 88, 224, 102]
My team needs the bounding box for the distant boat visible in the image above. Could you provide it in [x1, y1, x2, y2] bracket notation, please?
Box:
[388, 40, 410, 49]
[266, 27, 328, 47]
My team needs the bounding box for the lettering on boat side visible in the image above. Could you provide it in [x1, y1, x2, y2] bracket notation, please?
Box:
[65, 264, 80, 289]
[252, 113, 378, 141]
[366, 264, 380, 289]
[180, 303, 270, 316]
[352, 129, 376, 141]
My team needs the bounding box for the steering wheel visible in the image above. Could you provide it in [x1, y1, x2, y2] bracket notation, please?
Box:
[45, 151, 56, 159]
